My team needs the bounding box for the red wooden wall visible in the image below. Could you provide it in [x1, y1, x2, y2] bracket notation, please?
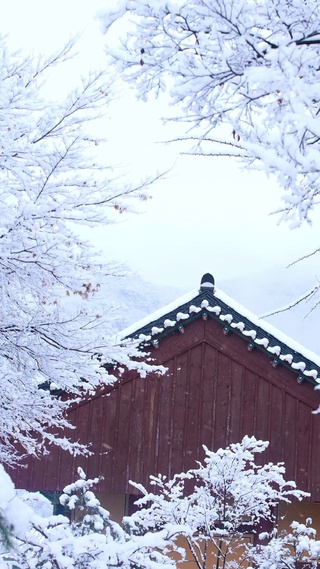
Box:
[12, 317, 320, 500]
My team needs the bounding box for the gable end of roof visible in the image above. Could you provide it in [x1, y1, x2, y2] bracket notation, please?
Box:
[123, 281, 320, 387]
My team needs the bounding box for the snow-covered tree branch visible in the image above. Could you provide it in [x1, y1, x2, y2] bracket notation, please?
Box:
[2, 438, 320, 569]
[127, 437, 306, 562]
[0, 36, 162, 465]
[1, 467, 176, 569]
[101, 0, 320, 226]
[126, 437, 317, 569]
[251, 521, 320, 569]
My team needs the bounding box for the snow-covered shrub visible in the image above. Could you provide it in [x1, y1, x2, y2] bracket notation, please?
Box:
[1, 468, 175, 569]
[2, 439, 320, 569]
[126, 436, 312, 569]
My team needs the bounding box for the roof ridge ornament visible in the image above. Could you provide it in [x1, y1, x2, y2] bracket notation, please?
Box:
[200, 273, 215, 294]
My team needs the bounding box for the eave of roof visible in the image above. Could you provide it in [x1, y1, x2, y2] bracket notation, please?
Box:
[117, 284, 320, 387]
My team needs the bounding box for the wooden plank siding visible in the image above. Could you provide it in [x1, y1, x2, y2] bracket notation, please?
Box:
[11, 317, 320, 500]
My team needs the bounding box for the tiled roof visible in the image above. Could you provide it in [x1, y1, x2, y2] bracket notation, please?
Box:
[120, 274, 320, 386]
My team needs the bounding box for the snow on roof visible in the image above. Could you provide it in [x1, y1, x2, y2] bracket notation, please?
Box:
[117, 274, 320, 384]
[117, 288, 199, 340]
[215, 288, 320, 371]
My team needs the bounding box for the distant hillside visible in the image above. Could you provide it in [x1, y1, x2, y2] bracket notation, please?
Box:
[102, 269, 184, 333]
[221, 262, 320, 355]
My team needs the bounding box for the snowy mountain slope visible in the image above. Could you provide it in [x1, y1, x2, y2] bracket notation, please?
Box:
[221, 263, 320, 354]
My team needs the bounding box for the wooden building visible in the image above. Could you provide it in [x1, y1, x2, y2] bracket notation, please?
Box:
[11, 273, 320, 524]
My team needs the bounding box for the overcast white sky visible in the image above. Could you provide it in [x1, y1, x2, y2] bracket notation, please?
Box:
[1, 0, 320, 294]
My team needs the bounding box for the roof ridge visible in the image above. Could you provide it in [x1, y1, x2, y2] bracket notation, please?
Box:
[116, 281, 320, 386]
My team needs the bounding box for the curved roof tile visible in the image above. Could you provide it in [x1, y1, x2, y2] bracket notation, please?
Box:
[118, 274, 320, 386]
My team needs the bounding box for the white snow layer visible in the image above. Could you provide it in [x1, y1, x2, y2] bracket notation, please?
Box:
[116, 285, 320, 380]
